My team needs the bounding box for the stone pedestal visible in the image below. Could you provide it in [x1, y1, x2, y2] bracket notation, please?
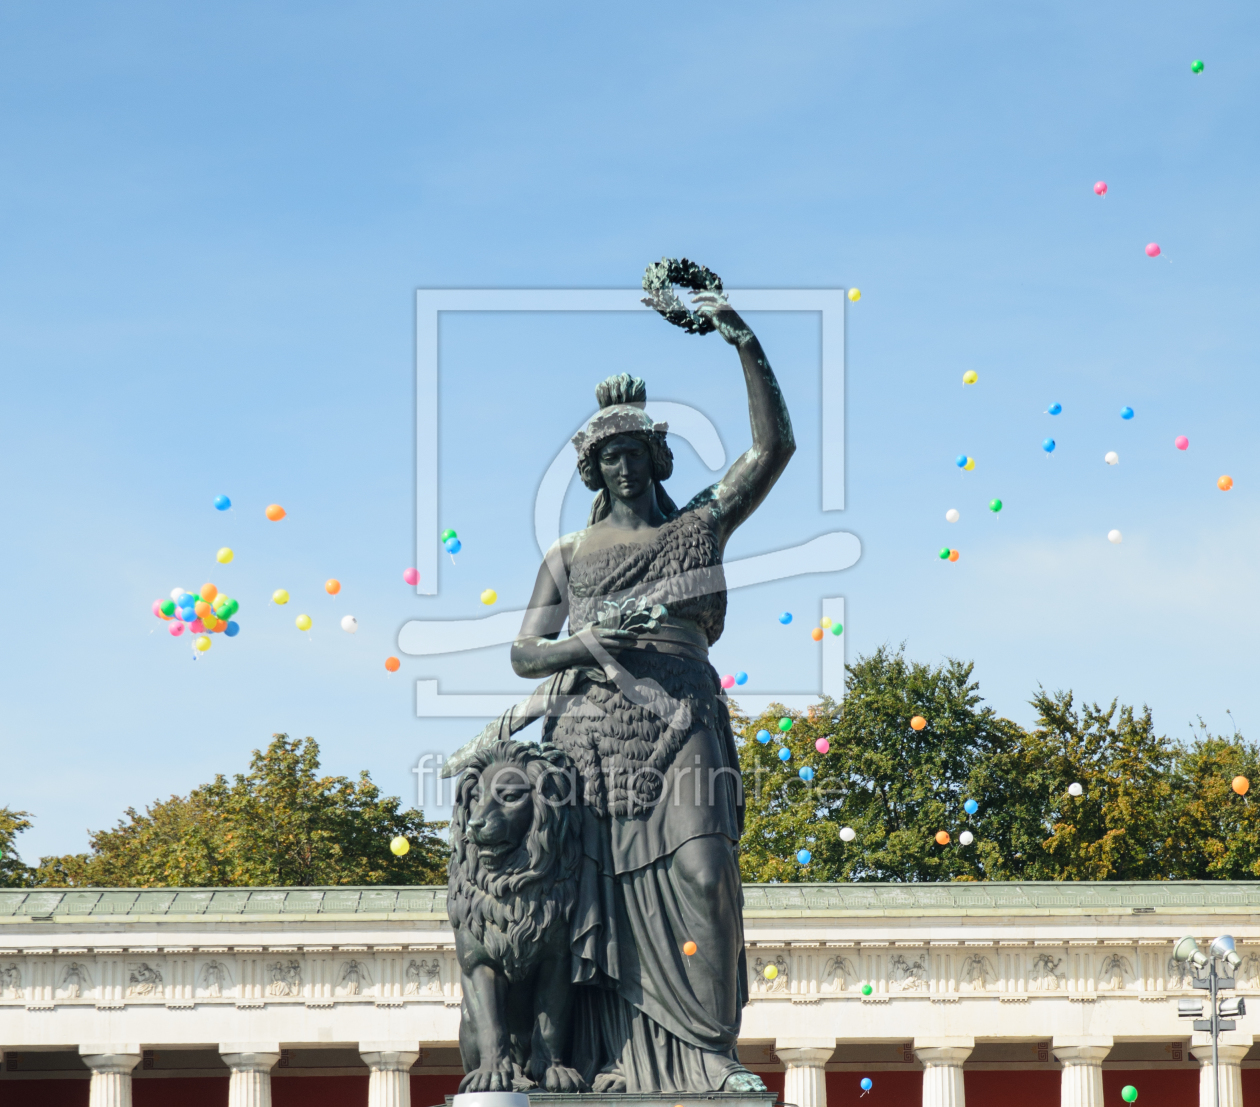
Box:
[362, 1043, 420, 1107]
[79, 1048, 142, 1107]
[1190, 1041, 1249, 1107]
[1052, 1040, 1112, 1107]
[777, 1039, 836, 1107]
[221, 1044, 281, 1107]
[462, 1093, 780, 1107]
[915, 1040, 973, 1107]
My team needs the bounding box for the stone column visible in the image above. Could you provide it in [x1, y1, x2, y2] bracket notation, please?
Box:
[361, 1042, 420, 1107]
[220, 1043, 281, 1107]
[1190, 1040, 1249, 1107]
[79, 1048, 142, 1107]
[914, 1039, 973, 1107]
[776, 1037, 836, 1107]
[1052, 1039, 1112, 1107]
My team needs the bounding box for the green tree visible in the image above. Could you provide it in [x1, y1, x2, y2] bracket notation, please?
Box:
[33, 735, 448, 888]
[1166, 725, 1260, 879]
[0, 808, 36, 888]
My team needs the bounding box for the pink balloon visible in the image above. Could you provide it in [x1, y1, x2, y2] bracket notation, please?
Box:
[169, 622, 185, 636]
[152, 600, 164, 618]
[815, 738, 831, 755]
[1094, 181, 1107, 196]
[720, 674, 735, 689]
[190, 618, 205, 633]
[1175, 435, 1189, 450]
[403, 567, 420, 586]
[1145, 243, 1161, 257]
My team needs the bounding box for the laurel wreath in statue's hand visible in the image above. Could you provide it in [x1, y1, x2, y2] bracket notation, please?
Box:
[641, 258, 725, 335]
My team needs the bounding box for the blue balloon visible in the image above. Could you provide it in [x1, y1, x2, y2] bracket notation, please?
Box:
[1042, 438, 1056, 453]
[799, 766, 815, 782]
[177, 595, 195, 609]
[213, 494, 231, 511]
[778, 747, 791, 762]
[955, 454, 968, 468]
[1048, 402, 1062, 415]
[180, 608, 196, 622]
[778, 612, 792, 624]
[1121, 406, 1134, 420]
[225, 621, 240, 637]
[735, 671, 748, 685]
[796, 849, 812, 864]
[861, 1079, 873, 1092]
[445, 538, 462, 554]
[756, 729, 771, 744]
[963, 798, 979, 815]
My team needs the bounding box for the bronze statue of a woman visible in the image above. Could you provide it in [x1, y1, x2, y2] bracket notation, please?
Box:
[509, 267, 795, 1094]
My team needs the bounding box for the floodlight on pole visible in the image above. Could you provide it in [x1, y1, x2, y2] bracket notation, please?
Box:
[1210, 935, 1242, 967]
[1174, 935, 1208, 966]
[1173, 934, 1246, 1107]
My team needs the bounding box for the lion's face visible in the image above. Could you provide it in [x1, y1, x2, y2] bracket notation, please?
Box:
[465, 759, 535, 871]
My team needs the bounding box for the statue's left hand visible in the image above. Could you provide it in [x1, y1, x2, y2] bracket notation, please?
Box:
[690, 290, 754, 347]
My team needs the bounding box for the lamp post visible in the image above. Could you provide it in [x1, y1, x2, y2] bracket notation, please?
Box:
[1174, 935, 1247, 1107]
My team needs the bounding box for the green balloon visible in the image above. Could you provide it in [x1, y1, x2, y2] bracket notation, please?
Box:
[1191, 59, 1204, 73]
[1121, 1087, 1138, 1103]
[440, 528, 458, 542]
[218, 598, 239, 619]
[939, 548, 950, 560]
[989, 499, 1003, 513]
[861, 983, 873, 996]
[831, 624, 843, 635]
[778, 717, 793, 732]
[160, 600, 176, 617]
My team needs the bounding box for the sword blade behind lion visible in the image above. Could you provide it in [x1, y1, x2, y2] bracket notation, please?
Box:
[439, 671, 569, 778]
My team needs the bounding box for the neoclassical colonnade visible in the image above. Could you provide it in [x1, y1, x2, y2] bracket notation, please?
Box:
[1, 881, 1259, 1107]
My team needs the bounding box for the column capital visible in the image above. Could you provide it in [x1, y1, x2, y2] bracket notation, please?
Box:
[1190, 1043, 1250, 1066]
[1052, 1037, 1113, 1065]
[361, 1048, 420, 1072]
[777, 1045, 836, 1066]
[915, 1044, 973, 1067]
[79, 1049, 141, 1074]
[220, 1050, 280, 1073]
[361, 1040, 422, 1054]
[220, 1042, 281, 1055]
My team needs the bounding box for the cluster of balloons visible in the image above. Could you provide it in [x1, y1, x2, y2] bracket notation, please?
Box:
[153, 584, 241, 653]
[938, 548, 960, 562]
[955, 454, 976, 470]
[442, 528, 462, 556]
[720, 672, 749, 689]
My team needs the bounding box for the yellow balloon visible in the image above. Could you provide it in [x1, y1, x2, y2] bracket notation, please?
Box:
[216, 547, 234, 564]
[295, 614, 312, 631]
[481, 589, 498, 606]
[272, 589, 289, 605]
[820, 616, 832, 628]
[847, 288, 861, 302]
[194, 635, 211, 652]
[763, 964, 778, 980]
[390, 835, 410, 857]
[962, 370, 978, 385]
[964, 457, 976, 471]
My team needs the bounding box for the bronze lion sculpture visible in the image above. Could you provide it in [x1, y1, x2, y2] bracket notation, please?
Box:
[448, 739, 587, 1093]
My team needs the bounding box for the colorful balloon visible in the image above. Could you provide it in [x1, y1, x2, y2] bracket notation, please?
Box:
[169, 621, 185, 637]
[1048, 402, 1062, 415]
[763, 964, 779, 980]
[811, 628, 824, 641]
[200, 583, 217, 602]
[1108, 529, 1123, 544]
[385, 656, 401, 672]
[218, 598, 239, 618]
[341, 615, 358, 633]
[390, 835, 410, 857]
[216, 547, 234, 564]
[778, 748, 791, 762]
[1043, 439, 1056, 453]
[1232, 776, 1250, 796]
[179, 608, 196, 622]
[480, 589, 498, 605]
[735, 672, 748, 685]
[1191, 59, 1204, 74]
[195, 600, 212, 618]
[861, 984, 872, 996]
[1093, 182, 1107, 196]
[326, 579, 341, 595]
[799, 767, 814, 782]
[956, 455, 968, 468]
[861, 1079, 874, 1092]
[959, 830, 975, 846]
[1121, 406, 1134, 419]
[964, 457, 975, 471]
[1121, 1086, 1138, 1104]
[295, 614, 312, 631]
[1219, 475, 1234, 491]
[1174, 435, 1189, 451]
[963, 799, 979, 815]
[847, 288, 861, 302]
[779, 612, 793, 624]
[820, 616, 832, 628]
[445, 538, 462, 554]
[440, 529, 457, 543]
[910, 716, 927, 731]
[265, 504, 286, 521]
[939, 548, 950, 560]
[935, 830, 951, 845]
[189, 618, 205, 633]
[1068, 782, 1084, 797]
[721, 674, 735, 689]
[1145, 243, 1161, 258]
[403, 567, 420, 585]
[962, 370, 978, 385]
[989, 499, 1002, 513]
[214, 494, 231, 511]
[779, 717, 793, 732]
[840, 826, 856, 842]
[194, 635, 211, 652]
[1105, 451, 1119, 465]
[815, 738, 830, 754]
[946, 508, 959, 523]
[171, 588, 187, 601]
[796, 849, 812, 864]
[756, 729, 771, 744]
[272, 589, 289, 605]
[683, 941, 697, 956]
[948, 549, 960, 562]
[158, 599, 175, 617]
[225, 621, 240, 637]
[832, 624, 843, 635]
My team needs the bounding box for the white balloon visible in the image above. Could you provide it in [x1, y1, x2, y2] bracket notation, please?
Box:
[1107, 529, 1123, 544]
[945, 509, 959, 523]
[1104, 451, 1119, 465]
[959, 830, 974, 846]
[840, 826, 856, 842]
[340, 615, 358, 633]
[170, 588, 187, 600]
[1068, 782, 1084, 797]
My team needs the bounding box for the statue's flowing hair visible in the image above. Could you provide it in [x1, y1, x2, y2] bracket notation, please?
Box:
[576, 374, 678, 526]
[447, 740, 581, 982]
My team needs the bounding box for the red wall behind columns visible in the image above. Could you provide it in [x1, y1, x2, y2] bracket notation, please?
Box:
[133, 1077, 228, 1106]
[964, 1070, 1058, 1107]
[1102, 1070, 1198, 1107]
[272, 1074, 369, 1106]
[827, 1070, 922, 1107]
[0, 1081, 89, 1107]
[1244, 1069, 1260, 1107]
[411, 1073, 464, 1106]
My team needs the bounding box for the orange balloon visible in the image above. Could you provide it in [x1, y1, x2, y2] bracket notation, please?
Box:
[200, 583, 217, 602]
[910, 716, 927, 731]
[194, 600, 212, 618]
[811, 627, 824, 642]
[935, 831, 951, 845]
[948, 549, 960, 562]
[265, 504, 286, 521]
[1232, 775, 1250, 796]
[325, 579, 341, 595]
[384, 656, 401, 673]
[1219, 475, 1234, 491]
[683, 941, 697, 956]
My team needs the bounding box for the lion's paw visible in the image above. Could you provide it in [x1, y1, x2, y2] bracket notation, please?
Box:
[723, 1070, 768, 1093]
[461, 1064, 515, 1093]
[593, 1071, 627, 1094]
[544, 1065, 590, 1093]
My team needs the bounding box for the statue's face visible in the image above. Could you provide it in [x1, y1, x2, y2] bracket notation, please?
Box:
[466, 761, 533, 868]
[598, 434, 654, 502]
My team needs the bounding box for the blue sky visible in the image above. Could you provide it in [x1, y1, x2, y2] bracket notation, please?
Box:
[3, 3, 1259, 860]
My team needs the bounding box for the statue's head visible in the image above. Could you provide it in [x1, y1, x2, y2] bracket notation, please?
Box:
[571, 374, 675, 522]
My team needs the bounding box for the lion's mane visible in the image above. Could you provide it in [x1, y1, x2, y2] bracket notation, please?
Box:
[447, 740, 581, 983]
